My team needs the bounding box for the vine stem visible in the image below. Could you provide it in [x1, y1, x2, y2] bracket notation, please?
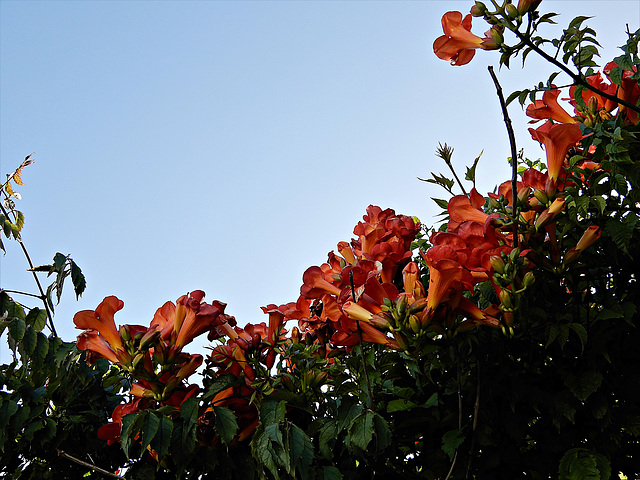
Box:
[0, 199, 57, 336]
[57, 450, 123, 479]
[350, 271, 373, 410]
[488, 66, 519, 249]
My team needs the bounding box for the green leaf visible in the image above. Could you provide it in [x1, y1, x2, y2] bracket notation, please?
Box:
[465, 150, 483, 184]
[590, 196, 606, 214]
[442, 429, 465, 460]
[23, 419, 45, 442]
[53, 252, 66, 270]
[140, 411, 160, 454]
[33, 332, 49, 364]
[561, 370, 603, 402]
[15, 211, 24, 231]
[70, 260, 86, 299]
[20, 325, 37, 357]
[321, 466, 343, 480]
[348, 410, 373, 451]
[567, 323, 587, 354]
[318, 421, 337, 460]
[25, 308, 47, 332]
[149, 414, 173, 461]
[558, 448, 610, 480]
[425, 392, 439, 408]
[0, 400, 19, 428]
[431, 197, 450, 209]
[121, 412, 144, 459]
[387, 399, 418, 412]
[213, 406, 239, 445]
[179, 396, 199, 433]
[252, 429, 281, 480]
[289, 424, 314, 477]
[261, 399, 286, 425]
[9, 317, 26, 342]
[372, 413, 392, 452]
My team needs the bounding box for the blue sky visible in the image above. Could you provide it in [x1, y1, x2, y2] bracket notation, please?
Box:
[1, 0, 638, 359]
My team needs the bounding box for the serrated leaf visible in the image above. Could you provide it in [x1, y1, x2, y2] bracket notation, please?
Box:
[442, 429, 465, 460]
[33, 332, 49, 364]
[9, 317, 26, 341]
[558, 448, 609, 480]
[70, 260, 86, 298]
[318, 420, 337, 460]
[289, 423, 313, 477]
[21, 325, 37, 357]
[149, 414, 173, 461]
[321, 466, 343, 480]
[213, 405, 238, 445]
[591, 196, 606, 214]
[0, 400, 19, 428]
[372, 413, 392, 452]
[425, 392, 438, 408]
[121, 412, 143, 459]
[387, 399, 418, 412]
[562, 370, 603, 402]
[25, 308, 47, 332]
[567, 323, 587, 354]
[23, 419, 45, 442]
[261, 399, 286, 425]
[348, 410, 373, 451]
[140, 411, 160, 454]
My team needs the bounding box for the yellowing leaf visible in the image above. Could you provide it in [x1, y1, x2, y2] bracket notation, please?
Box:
[13, 173, 23, 185]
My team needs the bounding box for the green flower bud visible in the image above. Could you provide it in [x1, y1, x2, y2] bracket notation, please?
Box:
[522, 271, 535, 288]
[505, 3, 519, 19]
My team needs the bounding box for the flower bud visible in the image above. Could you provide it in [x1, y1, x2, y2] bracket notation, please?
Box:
[499, 289, 512, 308]
[409, 314, 421, 334]
[119, 325, 132, 343]
[489, 26, 504, 45]
[522, 271, 535, 288]
[533, 189, 548, 206]
[291, 326, 300, 344]
[505, 3, 519, 19]
[139, 328, 161, 350]
[587, 96, 599, 115]
[517, 186, 532, 205]
[517, 0, 541, 14]
[490, 255, 506, 274]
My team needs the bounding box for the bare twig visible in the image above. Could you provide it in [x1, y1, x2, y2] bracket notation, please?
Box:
[57, 449, 124, 479]
[488, 66, 519, 249]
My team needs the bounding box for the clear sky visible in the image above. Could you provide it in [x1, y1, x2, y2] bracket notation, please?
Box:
[1, 0, 638, 360]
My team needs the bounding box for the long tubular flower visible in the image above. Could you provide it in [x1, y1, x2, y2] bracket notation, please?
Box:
[526, 89, 578, 124]
[433, 11, 499, 66]
[529, 121, 584, 182]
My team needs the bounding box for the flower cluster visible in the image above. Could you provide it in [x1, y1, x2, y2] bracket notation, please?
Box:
[74, 291, 232, 445]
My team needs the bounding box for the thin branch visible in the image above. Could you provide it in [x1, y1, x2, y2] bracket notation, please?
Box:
[1, 289, 43, 300]
[488, 66, 519, 249]
[350, 271, 373, 410]
[0, 199, 57, 336]
[445, 342, 463, 480]
[514, 31, 640, 115]
[466, 354, 481, 479]
[56, 449, 124, 479]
